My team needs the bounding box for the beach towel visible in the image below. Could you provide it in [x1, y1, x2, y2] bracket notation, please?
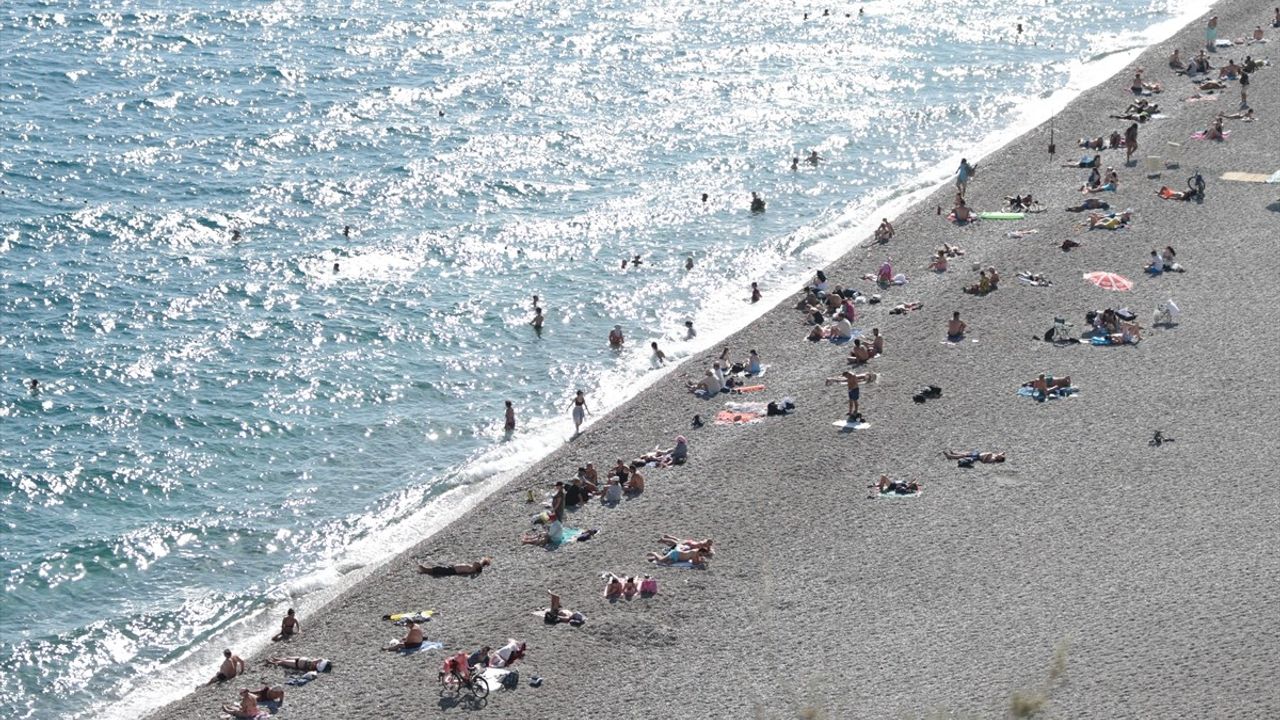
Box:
[1006, 229, 1039, 239]
[978, 211, 1025, 220]
[392, 640, 442, 655]
[1220, 172, 1271, 183]
[480, 667, 513, 689]
[286, 671, 319, 686]
[1190, 130, 1230, 140]
[1017, 386, 1079, 400]
[731, 384, 767, 393]
[548, 527, 584, 548]
[659, 560, 708, 569]
[831, 419, 871, 430]
[385, 610, 434, 625]
[714, 410, 763, 425]
[1183, 93, 1219, 103]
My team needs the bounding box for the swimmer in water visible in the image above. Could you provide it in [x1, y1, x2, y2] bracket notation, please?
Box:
[685, 320, 697, 340]
[701, 193, 708, 203]
[28, 378, 39, 393]
[651, 342, 667, 366]
[343, 225, 350, 238]
[608, 325, 625, 348]
[685, 256, 694, 271]
[531, 306, 544, 332]
[751, 282, 762, 303]
[505, 400, 516, 432]
[332, 262, 339, 273]
[532, 294, 539, 307]
[231, 229, 242, 242]
[750, 192, 766, 213]
[631, 254, 643, 267]
[791, 157, 799, 171]
[806, 150, 821, 166]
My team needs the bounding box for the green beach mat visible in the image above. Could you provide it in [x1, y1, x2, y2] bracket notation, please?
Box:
[978, 211, 1026, 220]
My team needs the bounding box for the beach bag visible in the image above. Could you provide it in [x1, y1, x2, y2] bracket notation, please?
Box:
[957, 458, 975, 469]
[501, 669, 520, 689]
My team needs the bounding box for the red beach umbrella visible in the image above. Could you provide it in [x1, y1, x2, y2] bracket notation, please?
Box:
[1083, 271, 1134, 292]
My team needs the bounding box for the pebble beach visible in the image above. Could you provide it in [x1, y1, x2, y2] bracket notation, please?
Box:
[152, 2, 1280, 718]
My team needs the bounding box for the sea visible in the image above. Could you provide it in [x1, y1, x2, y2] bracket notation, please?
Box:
[0, 1, 1199, 717]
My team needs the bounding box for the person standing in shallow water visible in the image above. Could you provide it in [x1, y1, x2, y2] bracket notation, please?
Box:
[750, 192, 766, 213]
[504, 400, 516, 432]
[569, 391, 590, 435]
[751, 282, 762, 303]
[531, 306, 544, 333]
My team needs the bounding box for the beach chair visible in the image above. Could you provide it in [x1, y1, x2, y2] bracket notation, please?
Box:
[1144, 155, 1162, 177]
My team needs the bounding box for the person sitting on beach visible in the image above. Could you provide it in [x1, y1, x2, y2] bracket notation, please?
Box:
[951, 197, 975, 222]
[520, 517, 596, 547]
[867, 328, 884, 356]
[846, 339, 872, 365]
[874, 218, 894, 242]
[1205, 115, 1226, 140]
[1082, 167, 1118, 193]
[489, 640, 527, 669]
[601, 475, 624, 504]
[828, 313, 855, 340]
[1188, 50, 1212, 75]
[267, 656, 332, 672]
[1145, 249, 1165, 275]
[418, 557, 492, 578]
[688, 369, 723, 396]
[1219, 59, 1241, 79]
[943, 449, 1007, 463]
[1063, 153, 1101, 169]
[205, 649, 246, 686]
[1169, 48, 1185, 69]
[927, 249, 949, 272]
[624, 468, 645, 494]
[1161, 246, 1185, 272]
[272, 609, 300, 642]
[987, 267, 1001, 289]
[743, 349, 762, 375]
[946, 311, 967, 341]
[1130, 69, 1162, 94]
[873, 475, 921, 496]
[964, 270, 992, 295]
[222, 689, 260, 719]
[603, 573, 625, 599]
[383, 620, 424, 651]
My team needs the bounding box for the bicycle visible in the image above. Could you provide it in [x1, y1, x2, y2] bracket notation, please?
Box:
[439, 665, 489, 699]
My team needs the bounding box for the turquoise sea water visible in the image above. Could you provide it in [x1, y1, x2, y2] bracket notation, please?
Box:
[1, 1, 1188, 716]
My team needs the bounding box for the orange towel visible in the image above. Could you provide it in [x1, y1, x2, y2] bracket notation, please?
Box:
[714, 410, 762, 425]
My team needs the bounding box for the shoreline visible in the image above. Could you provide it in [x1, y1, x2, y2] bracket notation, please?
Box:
[149, 1, 1280, 717]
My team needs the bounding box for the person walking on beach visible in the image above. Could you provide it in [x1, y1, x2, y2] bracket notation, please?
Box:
[956, 158, 975, 195]
[204, 648, 246, 686]
[272, 608, 300, 642]
[504, 400, 516, 432]
[1124, 123, 1139, 164]
[1206, 15, 1218, 51]
[569, 390, 590, 434]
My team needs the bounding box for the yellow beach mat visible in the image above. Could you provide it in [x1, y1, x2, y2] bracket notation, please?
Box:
[1220, 172, 1270, 183]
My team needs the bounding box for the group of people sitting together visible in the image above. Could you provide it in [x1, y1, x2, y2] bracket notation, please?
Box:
[687, 347, 764, 396]
[1085, 307, 1144, 345]
[1144, 246, 1184, 274]
[1022, 374, 1076, 400]
[963, 267, 1001, 296]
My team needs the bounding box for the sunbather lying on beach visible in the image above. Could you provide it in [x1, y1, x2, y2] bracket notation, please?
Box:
[634, 435, 688, 466]
[418, 557, 491, 578]
[267, 657, 332, 672]
[1063, 151, 1103, 170]
[889, 301, 924, 315]
[489, 639, 527, 668]
[659, 535, 715, 554]
[872, 475, 921, 496]
[222, 690, 259, 719]
[1065, 198, 1110, 212]
[1221, 108, 1256, 121]
[647, 546, 711, 566]
[943, 449, 1007, 463]
[1084, 210, 1132, 229]
[246, 684, 285, 705]
[1024, 374, 1074, 399]
[939, 243, 965, 257]
[1196, 79, 1227, 91]
[542, 590, 586, 626]
[1017, 271, 1052, 287]
[382, 620, 425, 651]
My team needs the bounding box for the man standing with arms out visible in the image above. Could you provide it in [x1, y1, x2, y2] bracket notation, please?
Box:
[825, 371, 872, 419]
